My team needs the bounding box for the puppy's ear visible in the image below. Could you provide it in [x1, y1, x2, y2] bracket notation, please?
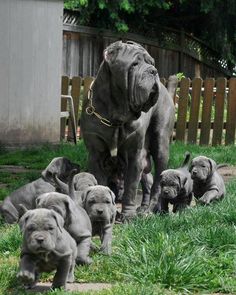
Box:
[18, 211, 31, 232]
[208, 158, 217, 176]
[177, 174, 187, 189]
[35, 196, 42, 207]
[63, 198, 73, 221]
[18, 204, 28, 218]
[81, 187, 93, 206]
[51, 210, 64, 233]
[108, 188, 116, 205]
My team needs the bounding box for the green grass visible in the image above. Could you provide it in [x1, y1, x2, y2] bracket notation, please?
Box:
[0, 141, 236, 294]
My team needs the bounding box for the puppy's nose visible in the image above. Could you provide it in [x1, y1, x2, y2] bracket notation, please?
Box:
[163, 189, 169, 195]
[97, 209, 103, 215]
[36, 236, 44, 244]
[192, 170, 197, 175]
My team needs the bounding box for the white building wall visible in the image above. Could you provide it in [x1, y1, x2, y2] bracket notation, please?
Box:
[0, 0, 63, 147]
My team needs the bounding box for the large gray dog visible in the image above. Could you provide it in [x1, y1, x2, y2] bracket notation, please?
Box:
[190, 156, 226, 204]
[36, 192, 92, 265]
[0, 157, 80, 223]
[157, 153, 193, 213]
[80, 40, 177, 219]
[17, 208, 77, 290]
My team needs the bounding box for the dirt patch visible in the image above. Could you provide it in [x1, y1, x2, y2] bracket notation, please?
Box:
[218, 165, 236, 183]
[28, 282, 112, 293]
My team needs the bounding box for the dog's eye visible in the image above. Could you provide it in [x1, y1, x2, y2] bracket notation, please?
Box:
[27, 225, 36, 232]
[46, 226, 55, 231]
[88, 199, 95, 204]
[105, 200, 111, 204]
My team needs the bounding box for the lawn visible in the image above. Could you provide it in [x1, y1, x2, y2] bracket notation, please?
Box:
[0, 141, 236, 295]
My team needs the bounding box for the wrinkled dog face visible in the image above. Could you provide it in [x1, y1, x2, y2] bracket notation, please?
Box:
[83, 186, 116, 223]
[160, 170, 187, 199]
[19, 208, 63, 254]
[41, 157, 80, 185]
[190, 156, 216, 181]
[103, 41, 159, 121]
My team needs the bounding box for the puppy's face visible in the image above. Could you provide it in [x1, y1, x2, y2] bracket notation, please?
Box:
[190, 156, 216, 181]
[82, 186, 116, 223]
[41, 157, 80, 185]
[160, 170, 187, 199]
[19, 208, 63, 254]
[74, 173, 98, 191]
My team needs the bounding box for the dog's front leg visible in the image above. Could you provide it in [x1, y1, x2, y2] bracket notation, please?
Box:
[76, 236, 92, 265]
[52, 255, 71, 289]
[198, 190, 219, 205]
[17, 254, 37, 288]
[87, 153, 108, 185]
[100, 225, 113, 255]
[121, 150, 143, 219]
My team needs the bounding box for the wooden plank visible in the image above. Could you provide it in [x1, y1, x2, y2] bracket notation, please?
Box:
[212, 78, 227, 146]
[200, 78, 215, 145]
[225, 78, 236, 145]
[175, 78, 191, 142]
[83, 76, 95, 101]
[67, 76, 82, 141]
[187, 77, 203, 144]
[60, 76, 70, 140]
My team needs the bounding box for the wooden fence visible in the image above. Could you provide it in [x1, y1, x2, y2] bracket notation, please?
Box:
[61, 76, 236, 146]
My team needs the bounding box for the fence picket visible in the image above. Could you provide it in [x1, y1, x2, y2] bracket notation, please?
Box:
[67, 76, 82, 141]
[175, 78, 191, 142]
[200, 78, 215, 145]
[187, 78, 203, 144]
[60, 76, 70, 140]
[212, 78, 227, 146]
[225, 78, 236, 145]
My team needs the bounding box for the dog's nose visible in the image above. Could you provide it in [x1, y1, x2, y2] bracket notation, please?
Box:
[97, 209, 103, 215]
[192, 170, 197, 175]
[163, 189, 169, 195]
[36, 236, 44, 244]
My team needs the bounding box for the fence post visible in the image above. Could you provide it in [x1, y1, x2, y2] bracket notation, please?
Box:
[225, 78, 236, 145]
[212, 78, 227, 146]
[175, 78, 191, 142]
[200, 78, 215, 145]
[67, 76, 82, 141]
[187, 78, 203, 144]
[60, 76, 70, 140]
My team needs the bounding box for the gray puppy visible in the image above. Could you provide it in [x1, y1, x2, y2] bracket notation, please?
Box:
[36, 192, 92, 265]
[17, 208, 77, 290]
[80, 185, 117, 255]
[53, 171, 98, 206]
[190, 156, 226, 204]
[157, 153, 193, 213]
[0, 157, 80, 224]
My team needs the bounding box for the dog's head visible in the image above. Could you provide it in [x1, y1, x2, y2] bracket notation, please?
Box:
[81, 185, 116, 224]
[97, 41, 159, 123]
[73, 172, 98, 191]
[189, 156, 217, 181]
[19, 208, 64, 254]
[0, 198, 19, 224]
[41, 157, 80, 185]
[160, 170, 188, 199]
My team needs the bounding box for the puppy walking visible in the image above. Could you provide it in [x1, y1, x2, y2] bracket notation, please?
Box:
[17, 208, 77, 290]
[190, 156, 226, 204]
[157, 152, 193, 213]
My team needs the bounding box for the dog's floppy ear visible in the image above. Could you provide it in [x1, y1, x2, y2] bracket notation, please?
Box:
[208, 158, 217, 176]
[18, 210, 31, 232]
[50, 210, 64, 233]
[177, 173, 188, 189]
[81, 187, 93, 206]
[108, 188, 116, 205]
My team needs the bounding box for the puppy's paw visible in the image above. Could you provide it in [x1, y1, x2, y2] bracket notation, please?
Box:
[198, 196, 210, 205]
[17, 270, 35, 287]
[136, 204, 149, 215]
[76, 256, 93, 265]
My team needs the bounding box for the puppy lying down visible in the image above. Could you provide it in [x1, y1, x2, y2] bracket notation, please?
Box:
[157, 152, 193, 213]
[36, 192, 92, 265]
[190, 156, 226, 204]
[17, 208, 77, 290]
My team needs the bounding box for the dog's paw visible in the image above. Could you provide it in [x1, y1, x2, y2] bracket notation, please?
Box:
[136, 204, 149, 215]
[198, 196, 211, 205]
[76, 256, 93, 265]
[17, 270, 35, 287]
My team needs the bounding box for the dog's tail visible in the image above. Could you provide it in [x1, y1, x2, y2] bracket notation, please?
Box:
[68, 169, 78, 201]
[217, 164, 228, 170]
[181, 152, 191, 168]
[167, 75, 178, 101]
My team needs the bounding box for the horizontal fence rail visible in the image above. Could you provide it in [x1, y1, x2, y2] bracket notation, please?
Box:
[61, 76, 236, 146]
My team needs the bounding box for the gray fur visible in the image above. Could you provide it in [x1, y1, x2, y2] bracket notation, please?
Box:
[81, 185, 117, 255]
[80, 41, 177, 220]
[157, 153, 193, 213]
[17, 208, 77, 290]
[190, 156, 226, 204]
[0, 157, 80, 224]
[36, 192, 92, 265]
